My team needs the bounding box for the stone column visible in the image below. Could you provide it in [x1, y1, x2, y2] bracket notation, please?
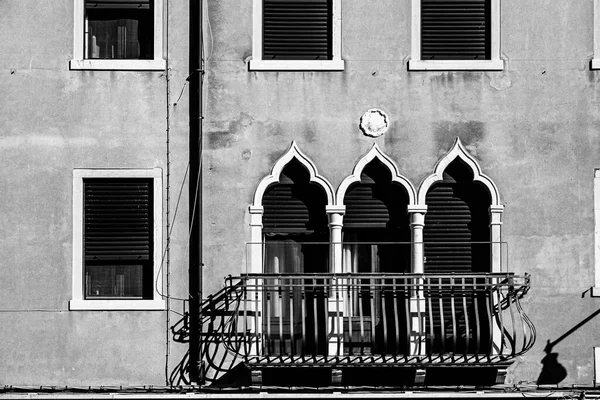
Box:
[490, 205, 504, 273]
[248, 205, 264, 356]
[326, 205, 345, 357]
[407, 205, 427, 356]
[248, 205, 264, 274]
[327, 205, 346, 274]
[408, 205, 427, 274]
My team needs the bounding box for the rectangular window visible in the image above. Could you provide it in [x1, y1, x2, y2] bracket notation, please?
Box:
[84, 178, 153, 299]
[70, 169, 164, 310]
[71, 0, 165, 70]
[85, 1, 154, 60]
[409, 0, 503, 71]
[250, 0, 344, 71]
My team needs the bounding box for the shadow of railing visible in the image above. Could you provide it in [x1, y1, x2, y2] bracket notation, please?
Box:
[169, 278, 246, 386]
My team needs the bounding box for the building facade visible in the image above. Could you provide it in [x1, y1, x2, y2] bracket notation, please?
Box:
[2, 0, 600, 391]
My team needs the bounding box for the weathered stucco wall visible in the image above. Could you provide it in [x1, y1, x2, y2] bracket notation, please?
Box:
[2, 0, 600, 388]
[0, 0, 191, 386]
[202, 0, 600, 386]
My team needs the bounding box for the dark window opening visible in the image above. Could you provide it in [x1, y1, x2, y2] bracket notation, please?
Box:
[263, 0, 333, 60]
[421, 0, 491, 60]
[83, 177, 154, 299]
[85, 0, 154, 60]
[342, 160, 412, 356]
[262, 159, 330, 356]
[423, 159, 492, 354]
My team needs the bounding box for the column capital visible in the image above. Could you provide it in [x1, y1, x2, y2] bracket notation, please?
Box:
[407, 205, 428, 214]
[490, 204, 505, 214]
[326, 205, 346, 215]
[249, 205, 264, 215]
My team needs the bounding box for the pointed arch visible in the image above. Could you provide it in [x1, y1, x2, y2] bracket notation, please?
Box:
[336, 143, 416, 206]
[252, 141, 335, 208]
[417, 138, 501, 206]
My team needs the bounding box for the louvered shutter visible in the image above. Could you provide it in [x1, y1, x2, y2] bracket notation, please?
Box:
[424, 179, 492, 354]
[421, 0, 490, 60]
[84, 178, 153, 262]
[263, 0, 332, 60]
[344, 184, 406, 229]
[86, 0, 150, 9]
[424, 182, 473, 273]
[263, 184, 328, 233]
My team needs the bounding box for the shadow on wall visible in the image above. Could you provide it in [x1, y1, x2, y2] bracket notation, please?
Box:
[169, 280, 250, 387]
[537, 306, 600, 385]
[537, 341, 567, 385]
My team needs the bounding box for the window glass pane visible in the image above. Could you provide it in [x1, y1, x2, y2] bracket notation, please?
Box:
[85, 265, 144, 298]
[85, 7, 153, 59]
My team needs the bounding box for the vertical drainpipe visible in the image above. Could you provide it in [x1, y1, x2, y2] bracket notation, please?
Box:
[189, 0, 203, 385]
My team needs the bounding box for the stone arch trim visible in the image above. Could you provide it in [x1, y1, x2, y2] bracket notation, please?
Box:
[417, 137, 501, 206]
[336, 143, 417, 206]
[252, 141, 335, 208]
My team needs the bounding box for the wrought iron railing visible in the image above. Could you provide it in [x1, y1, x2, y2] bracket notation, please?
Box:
[211, 272, 535, 366]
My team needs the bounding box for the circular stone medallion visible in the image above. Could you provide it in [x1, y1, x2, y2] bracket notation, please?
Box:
[360, 109, 389, 138]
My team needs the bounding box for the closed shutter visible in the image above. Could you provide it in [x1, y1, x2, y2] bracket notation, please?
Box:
[85, 0, 150, 9]
[84, 178, 153, 261]
[421, 0, 490, 60]
[263, 0, 332, 60]
[424, 181, 473, 273]
[263, 185, 312, 233]
[263, 183, 328, 234]
[344, 184, 407, 229]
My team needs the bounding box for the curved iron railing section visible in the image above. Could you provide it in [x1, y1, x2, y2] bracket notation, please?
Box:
[197, 273, 535, 381]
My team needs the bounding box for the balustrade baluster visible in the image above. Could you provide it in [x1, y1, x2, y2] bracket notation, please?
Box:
[393, 278, 400, 356]
[427, 277, 434, 358]
[485, 276, 494, 360]
[496, 280, 506, 356]
[289, 279, 295, 356]
[438, 277, 446, 357]
[508, 286, 517, 358]
[266, 289, 272, 356]
[301, 284, 306, 357]
[335, 281, 342, 357]
[242, 284, 248, 356]
[382, 278, 388, 356]
[313, 278, 319, 357]
[406, 277, 413, 356]
[450, 275, 457, 357]
[473, 277, 481, 359]
[358, 285, 365, 356]
[347, 279, 353, 356]
[369, 282, 376, 355]
[254, 283, 260, 356]
[461, 277, 469, 358]
[278, 283, 284, 356]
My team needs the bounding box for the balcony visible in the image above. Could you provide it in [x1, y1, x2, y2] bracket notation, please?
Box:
[201, 267, 535, 386]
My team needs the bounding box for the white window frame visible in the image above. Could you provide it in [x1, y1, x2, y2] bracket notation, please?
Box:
[249, 0, 344, 71]
[408, 0, 504, 71]
[70, 0, 166, 71]
[593, 169, 600, 296]
[70, 168, 165, 311]
[593, 0, 600, 69]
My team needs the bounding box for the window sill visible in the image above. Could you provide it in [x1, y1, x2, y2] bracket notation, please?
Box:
[592, 59, 600, 70]
[69, 299, 166, 311]
[408, 59, 504, 71]
[70, 59, 166, 71]
[249, 59, 345, 71]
